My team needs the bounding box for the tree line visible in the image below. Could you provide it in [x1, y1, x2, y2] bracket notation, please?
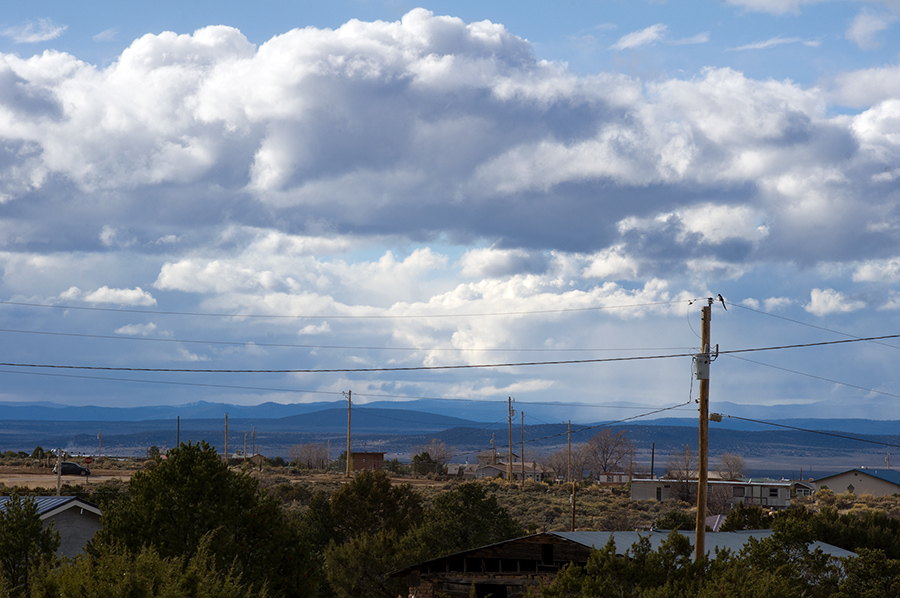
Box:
[0, 441, 522, 597]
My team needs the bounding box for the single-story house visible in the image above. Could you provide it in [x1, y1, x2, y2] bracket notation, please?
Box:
[0, 496, 102, 558]
[815, 468, 900, 496]
[391, 530, 855, 598]
[631, 478, 793, 509]
[595, 472, 631, 487]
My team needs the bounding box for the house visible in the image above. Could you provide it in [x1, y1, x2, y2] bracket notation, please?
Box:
[631, 477, 793, 509]
[815, 468, 900, 497]
[595, 471, 631, 487]
[351, 451, 385, 471]
[391, 530, 855, 597]
[0, 496, 102, 558]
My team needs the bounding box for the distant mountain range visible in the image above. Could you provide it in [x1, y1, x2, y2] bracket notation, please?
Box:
[1, 399, 898, 479]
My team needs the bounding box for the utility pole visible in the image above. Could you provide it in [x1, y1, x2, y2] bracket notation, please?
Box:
[225, 413, 229, 462]
[571, 478, 577, 531]
[567, 420, 571, 484]
[521, 411, 525, 487]
[695, 298, 713, 561]
[345, 390, 352, 478]
[507, 397, 515, 482]
[491, 433, 496, 464]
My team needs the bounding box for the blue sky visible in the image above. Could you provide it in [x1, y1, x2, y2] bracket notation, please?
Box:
[1, 1, 900, 424]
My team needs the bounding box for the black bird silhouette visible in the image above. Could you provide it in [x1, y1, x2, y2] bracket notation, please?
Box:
[717, 294, 727, 310]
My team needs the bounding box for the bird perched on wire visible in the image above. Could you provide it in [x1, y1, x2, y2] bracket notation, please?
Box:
[717, 294, 727, 310]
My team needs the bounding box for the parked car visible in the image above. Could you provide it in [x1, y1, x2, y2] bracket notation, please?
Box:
[53, 461, 90, 476]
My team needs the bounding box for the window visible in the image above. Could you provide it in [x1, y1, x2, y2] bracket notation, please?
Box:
[733, 487, 745, 497]
[769, 488, 779, 498]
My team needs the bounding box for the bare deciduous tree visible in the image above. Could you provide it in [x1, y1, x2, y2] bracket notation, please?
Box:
[586, 429, 633, 476]
[415, 439, 452, 466]
[665, 444, 697, 503]
[540, 449, 570, 481]
[707, 485, 733, 515]
[289, 443, 329, 469]
[716, 452, 745, 480]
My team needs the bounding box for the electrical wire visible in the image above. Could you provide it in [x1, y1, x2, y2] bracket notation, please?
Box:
[0, 366, 696, 413]
[0, 298, 697, 320]
[0, 326, 695, 354]
[449, 399, 694, 459]
[3, 332, 899, 373]
[732, 303, 900, 350]
[718, 414, 900, 450]
[723, 354, 900, 400]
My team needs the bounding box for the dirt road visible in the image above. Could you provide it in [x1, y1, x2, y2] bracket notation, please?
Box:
[0, 468, 132, 490]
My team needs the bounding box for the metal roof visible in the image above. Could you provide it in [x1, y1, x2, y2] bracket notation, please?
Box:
[815, 468, 900, 487]
[550, 530, 856, 560]
[0, 496, 101, 518]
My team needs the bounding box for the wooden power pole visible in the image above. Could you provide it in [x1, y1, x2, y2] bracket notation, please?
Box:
[695, 299, 713, 561]
[345, 390, 352, 478]
[521, 411, 525, 486]
[507, 397, 515, 482]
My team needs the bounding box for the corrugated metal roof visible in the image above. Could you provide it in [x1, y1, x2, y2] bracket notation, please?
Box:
[550, 530, 856, 559]
[0, 496, 100, 518]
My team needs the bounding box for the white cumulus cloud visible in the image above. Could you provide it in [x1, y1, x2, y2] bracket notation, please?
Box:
[804, 288, 865, 316]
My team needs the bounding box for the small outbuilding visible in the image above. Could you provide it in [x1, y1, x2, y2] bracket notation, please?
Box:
[351, 451, 385, 471]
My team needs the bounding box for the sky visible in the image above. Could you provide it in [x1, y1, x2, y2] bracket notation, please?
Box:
[1, 0, 900, 423]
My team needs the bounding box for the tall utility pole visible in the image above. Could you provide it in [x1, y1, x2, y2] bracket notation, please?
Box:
[567, 421, 572, 484]
[521, 411, 525, 487]
[695, 299, 713, 561]
[507, 397, 515, 482]
[345, 390, 352, 478]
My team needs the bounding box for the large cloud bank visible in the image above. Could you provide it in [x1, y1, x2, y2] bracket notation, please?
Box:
[1, 9, 899, 410]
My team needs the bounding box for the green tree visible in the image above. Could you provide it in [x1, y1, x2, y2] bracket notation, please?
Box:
[0, 494, 60, 597]
[31, 540, 265, 598]
[719, 504, 774, 531]
[94, 441, 314, 598]
[410, 451, 440, 475]
[401, 482, 524, 562]
[299, 493, 337, 598]
[324, 530, 408, 598]
[329, 470, 423, 543]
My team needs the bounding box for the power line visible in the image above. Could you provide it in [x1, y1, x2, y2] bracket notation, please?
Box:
[0, 366, 694, 413]
[0, 298, 695, 320]
[718, 414, 900, 450]
[724, 354, 900, 400]
[732, 303, 900, 350]
[3, 332, 899, 373]
[450, 400, 694, 459]
[0, 327, 694, 354]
